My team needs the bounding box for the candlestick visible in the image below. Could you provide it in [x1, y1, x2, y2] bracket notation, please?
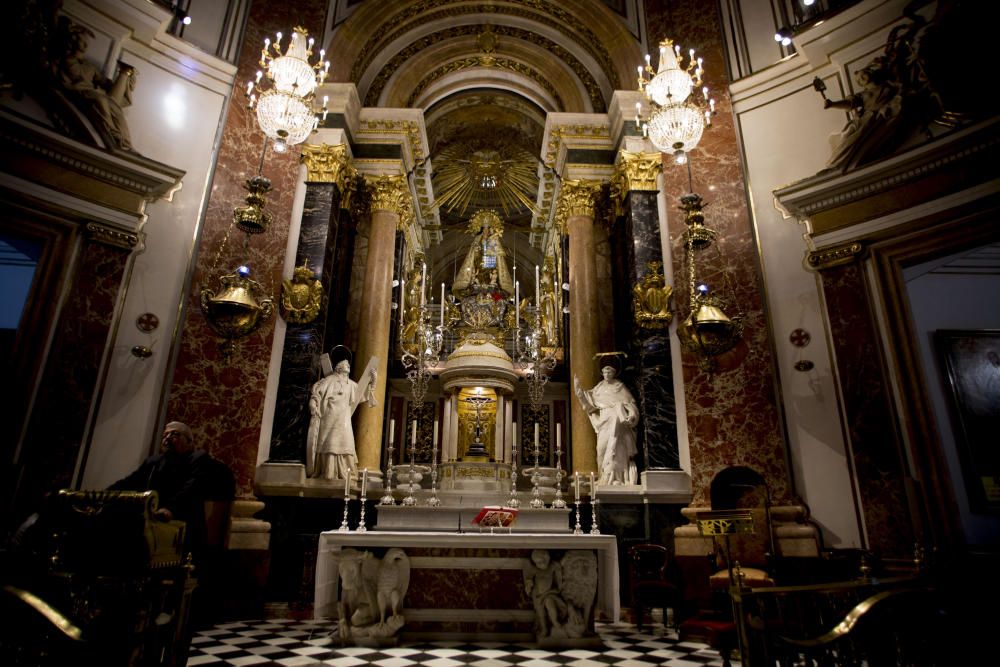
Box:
[552, 424, 566, 509]
[381, 419, 396, 505]
[573, 500, 583, 535]
[421, 263, 427, 307]
[530, 422, 543, 508]
[338, 467, 352, 532]
[403, 420, 418, 506]
[440, 283, 445, 328]
[507, 420, 520, 507]
[357, 468, 369, 532]
[590, 495, 601, 535]
[428, 419, 440, 506]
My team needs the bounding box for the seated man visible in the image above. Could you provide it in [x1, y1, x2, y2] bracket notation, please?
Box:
[110, 421, 234, 562]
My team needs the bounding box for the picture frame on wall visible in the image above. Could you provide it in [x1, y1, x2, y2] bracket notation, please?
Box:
[935, 329, 1000, 513]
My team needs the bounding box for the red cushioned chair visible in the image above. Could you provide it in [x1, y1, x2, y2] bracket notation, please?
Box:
[628, 543, 681, 632]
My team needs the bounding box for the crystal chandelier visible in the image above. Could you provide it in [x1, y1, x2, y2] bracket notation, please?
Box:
[247, 26, 329, 153]
[636, 39, 716, 164]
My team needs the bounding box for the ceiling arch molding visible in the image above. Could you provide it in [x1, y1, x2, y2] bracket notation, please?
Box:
[362, 23, 607, 112]
[326, 0, 642, 110]
[416, 76, 561, 117]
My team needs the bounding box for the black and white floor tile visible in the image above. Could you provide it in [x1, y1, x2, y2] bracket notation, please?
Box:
[188, 619, 727, 666]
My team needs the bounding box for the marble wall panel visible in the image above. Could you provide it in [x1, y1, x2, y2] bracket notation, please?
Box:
[645, 0, 790, 505]
[820, 263, 914, 558]
[165, 0, 328, 497]
[18, 240, 129, 515]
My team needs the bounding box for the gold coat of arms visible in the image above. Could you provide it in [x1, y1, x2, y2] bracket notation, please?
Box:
[632, 261, 673, 329]
[281, 264, 323, 324]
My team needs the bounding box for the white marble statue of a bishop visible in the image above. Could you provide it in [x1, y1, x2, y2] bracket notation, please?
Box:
[306, 351, 378, 480]
[574, 365, 639, 486]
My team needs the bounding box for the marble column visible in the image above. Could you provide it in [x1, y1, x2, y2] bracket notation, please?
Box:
[613, 151, 680, 469]
[269, 144, 355, 462]
[354, 174, 413, 471]
[560, 180, 602, 477]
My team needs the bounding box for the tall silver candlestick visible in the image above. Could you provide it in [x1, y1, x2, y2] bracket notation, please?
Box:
[338, 468, 352, 532]
[552, 430, 566, 509]
[357, 469, 369, 532]
[380, 423, 396, 505]
[529, 423, 544, 509]
[590, 495, 601, 535]
[573, 500, 583, 535]
[427, 420, 441, 507]
[403, 421, 418, 506]
[507, 422, 520, 507]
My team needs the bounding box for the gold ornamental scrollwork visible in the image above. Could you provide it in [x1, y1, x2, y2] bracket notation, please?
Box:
[300, 144, 356, 191]
[280, 263, 323, 324]
[615, 150, 663, 192]
[85, 222, 138, 250]
[555, 179, 602, 233]
[365, 174, 414, 230]
[632, 261, 673, 329]
[806, 242, 864, 270]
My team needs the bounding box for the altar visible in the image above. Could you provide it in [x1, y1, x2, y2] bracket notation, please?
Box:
[314, 531, 619, 642]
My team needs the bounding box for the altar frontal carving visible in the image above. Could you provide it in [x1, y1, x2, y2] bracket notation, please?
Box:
[336, 548, 410, 644]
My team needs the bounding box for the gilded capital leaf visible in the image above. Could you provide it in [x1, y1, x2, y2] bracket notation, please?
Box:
[556, 179, 602, 225]
[365, 174, 414, 228]
[301, 144, 355, 190]
[615, 150, 662, 192]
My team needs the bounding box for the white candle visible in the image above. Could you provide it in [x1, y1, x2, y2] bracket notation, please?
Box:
[589, 471, 595, 496]
[399, 278, 405, 328]
[361, 468, 368, 498]
[421, 263, 427, 307]
[440, 283, 445, 327]
[534, 422, 539, 450]
[389, 418, 395, 445]
[515, 280, 520, 325]
[512, 421, 518, 465]
[432, 419, 439, 463]
[412, 419, 417, 445]
[345, 468, 351, 496]
[535, 265, 540, 307]
[556, 424, 561, 452]
[575, 471, 580, 501]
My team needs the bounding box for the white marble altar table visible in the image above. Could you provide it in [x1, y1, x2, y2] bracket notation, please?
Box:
[314, 531, 620, 636]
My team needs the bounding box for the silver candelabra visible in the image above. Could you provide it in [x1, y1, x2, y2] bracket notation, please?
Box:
[380, 431, 396, 505]
[403, 423, 418, 506]
[552, 434, 566, 509]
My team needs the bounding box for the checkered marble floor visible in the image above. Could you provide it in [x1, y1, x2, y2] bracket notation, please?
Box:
[187, 619, 727, 666]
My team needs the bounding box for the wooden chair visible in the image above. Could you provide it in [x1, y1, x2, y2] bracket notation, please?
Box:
[628, 543, 681, 632]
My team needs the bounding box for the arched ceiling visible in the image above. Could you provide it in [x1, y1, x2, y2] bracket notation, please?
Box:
[325, 0, 642, 286]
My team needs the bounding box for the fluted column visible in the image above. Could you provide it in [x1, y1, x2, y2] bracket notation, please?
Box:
[559, 180, 602, 477]
[354, 175, 413, 471]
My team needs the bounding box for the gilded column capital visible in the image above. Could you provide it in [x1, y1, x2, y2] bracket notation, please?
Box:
[300, 144, 356, 191]
[614, 150, 662, 192]
[555, 179, 602, 233]
[365, 174, 414, 229]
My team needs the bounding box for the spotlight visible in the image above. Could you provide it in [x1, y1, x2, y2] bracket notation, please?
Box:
[774, 28, 792, 47]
